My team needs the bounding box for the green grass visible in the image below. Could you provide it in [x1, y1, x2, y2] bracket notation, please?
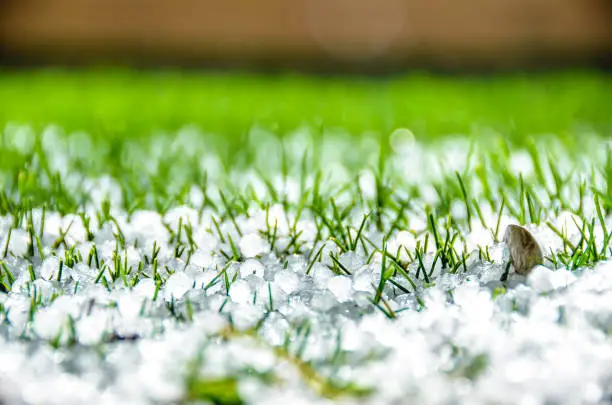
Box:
[2, 69, 612, 403]
[2, 123, 611, 402]
[1, 69, 611, 144]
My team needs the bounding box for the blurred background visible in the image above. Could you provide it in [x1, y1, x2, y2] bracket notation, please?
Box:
[2, 0, 612, 72]
[1, 0, 612, 147]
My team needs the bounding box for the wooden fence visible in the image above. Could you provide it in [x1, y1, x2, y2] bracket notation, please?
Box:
[1, 0, 612, 71]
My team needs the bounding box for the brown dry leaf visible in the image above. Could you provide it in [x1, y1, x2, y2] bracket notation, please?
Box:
[503, 224, 543, 276]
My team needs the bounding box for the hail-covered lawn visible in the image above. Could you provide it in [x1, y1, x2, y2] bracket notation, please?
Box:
[2, 71, 612, 405]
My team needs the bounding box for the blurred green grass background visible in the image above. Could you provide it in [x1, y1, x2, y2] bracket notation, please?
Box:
[1, 69, 611, 143]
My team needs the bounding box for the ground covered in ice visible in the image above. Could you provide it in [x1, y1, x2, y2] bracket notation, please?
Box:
[1, 126, 612, 405]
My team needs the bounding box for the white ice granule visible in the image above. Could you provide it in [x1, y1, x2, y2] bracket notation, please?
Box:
[256, 280, 286, 307]
[164, 272, 194, 299]
[39, 256, 62, 281]
[164, 206, 199, 231]
[527, 266, 557, 293]
[528, 266, 577, 293]
[327, 275, 353, 302]
[3, 229, 29, 257]
[239, 233, 268, 258]
[395, 229, 416, 250]
[259, 313, 291, 347]
[4, 123, 36, 153]
[358, 170, 377, 200]
[273, 271, 299, 294]
[77, 311, 109, 345]
[117, 293, 144, 319]
[229, 279, 252, 304]
[189, 249, 215, 268]
[193, 312, 227, 335]
[478, 263, 506, 284]
[310, 263, 333, 289]
[509, 150, 535, 177]
[33, 306, 69, 340]
[128, 210, 169, 245]
[22, 373, 99, 405]
[352, 267, 375, 292]
[84, 176, 123, 208]
[231, 304, 265, 331]
[32, 279, 55, 302]
[133, 278, 157, 299]
[240, 258, 265, 279]
[68, 263, 96, 283]
[309, 290, 336, 312]
[4, 297, 31, 331]
[62, 213, 88, 244]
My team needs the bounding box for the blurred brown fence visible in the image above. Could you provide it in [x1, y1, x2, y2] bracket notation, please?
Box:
[1, 0, 612, 71]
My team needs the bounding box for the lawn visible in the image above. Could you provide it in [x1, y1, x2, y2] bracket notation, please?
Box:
[1, 69, 611, 144]
[1, 69, 612, 405]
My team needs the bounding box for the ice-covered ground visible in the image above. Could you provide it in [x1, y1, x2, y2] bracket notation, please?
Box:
[1, 125, 612, 404]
